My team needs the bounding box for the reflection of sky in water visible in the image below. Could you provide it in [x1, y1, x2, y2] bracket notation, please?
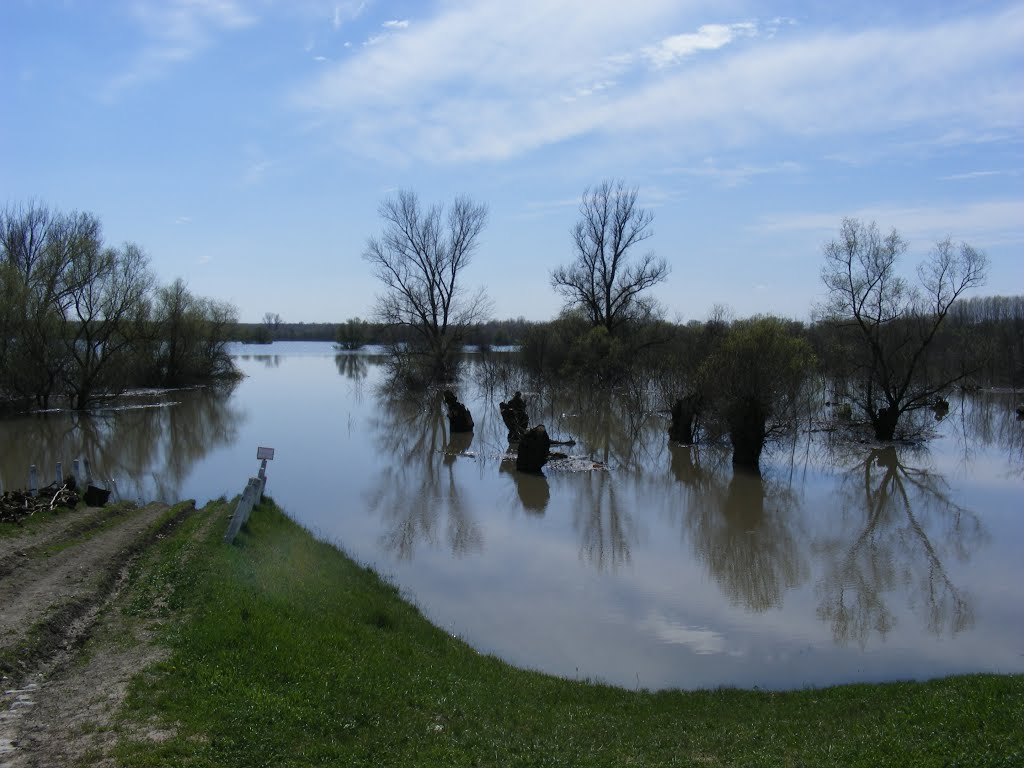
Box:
[2, 341, 1023, 691]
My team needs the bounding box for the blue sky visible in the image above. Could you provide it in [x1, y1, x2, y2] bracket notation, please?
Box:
[2, 0, 1021, 324]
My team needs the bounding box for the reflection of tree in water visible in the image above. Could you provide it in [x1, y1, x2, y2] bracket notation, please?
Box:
[365, 391, 482, 560]
[498, 458, 550, 514]
[0, 385, 244, 502]
[814, 446, 983, 648]
[674, 444, 809, 612]
[571, 470, 635, 572]
[238, 354, 281, 368]
[950, 392, 1024, 476]
[549, 383, 663, 474]
[334, 353, 369, 382]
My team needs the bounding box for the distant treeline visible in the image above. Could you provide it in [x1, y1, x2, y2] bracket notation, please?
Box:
[231, 317, 536, 347]
[237, 296, 1024, 390]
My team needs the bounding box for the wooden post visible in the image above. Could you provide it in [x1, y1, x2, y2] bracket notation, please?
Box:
[256, 460, 267, 502]
[73, 459, 81, 486]
[56, 462, 63, 486]
[29, 465, 39, 495]
[83, 458, 93, 485]
[224, 478, 260, 544]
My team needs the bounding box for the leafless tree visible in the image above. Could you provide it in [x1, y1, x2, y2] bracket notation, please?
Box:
[363, 189, 490, 383]
[0, 199, 53, 282]
[820, 218, 988, 440]
[551, 180, 668, 335]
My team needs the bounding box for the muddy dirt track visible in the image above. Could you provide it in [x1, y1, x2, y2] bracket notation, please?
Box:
[0, 501, 199, 767]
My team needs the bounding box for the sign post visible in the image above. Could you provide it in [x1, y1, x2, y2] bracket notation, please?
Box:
[256, 446, 274, 479]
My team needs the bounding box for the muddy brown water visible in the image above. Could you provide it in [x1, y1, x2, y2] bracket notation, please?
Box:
[1, 341, 1022, 690]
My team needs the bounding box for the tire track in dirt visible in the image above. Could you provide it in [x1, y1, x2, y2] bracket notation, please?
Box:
[0, 500, 206, 767]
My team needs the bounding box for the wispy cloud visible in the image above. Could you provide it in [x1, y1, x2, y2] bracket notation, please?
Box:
[332, 1, 367, 31]
[382, 19, 409, 30]
[104, 0, 255, 99]
[941, 169, 1022, 181]
[666, 158, 803, 187]
[756, 199, 1024, 246]
[293, 2, 1024, 165]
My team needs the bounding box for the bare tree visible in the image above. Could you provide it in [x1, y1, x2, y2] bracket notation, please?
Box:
[820, 218, 988, 440]
[0, 199, 53, 282]
[363, 189, 490, 383]
[551, 180, 668, 335]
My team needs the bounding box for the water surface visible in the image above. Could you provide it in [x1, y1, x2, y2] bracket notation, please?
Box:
[2, 341, 1021, 691]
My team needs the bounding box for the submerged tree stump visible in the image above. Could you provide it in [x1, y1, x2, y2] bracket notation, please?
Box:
[516, 425, 552, 473]
[499, 391, 530, 442]
[668, 393, 702, 444]
[443, 390, 474, 433]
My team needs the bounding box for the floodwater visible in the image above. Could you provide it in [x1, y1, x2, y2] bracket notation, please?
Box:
[1, 341, 1022, 691]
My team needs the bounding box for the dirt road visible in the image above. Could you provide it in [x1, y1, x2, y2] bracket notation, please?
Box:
[0, 501, 198, 768]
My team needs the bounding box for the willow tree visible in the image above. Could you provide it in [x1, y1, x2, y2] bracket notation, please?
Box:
[820, 218, 988, 440]
[704, 317, 815, 472]
[364, 190, 490, 384]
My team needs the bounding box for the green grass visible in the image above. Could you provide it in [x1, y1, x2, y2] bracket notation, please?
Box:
[115, 499, 1024, 767]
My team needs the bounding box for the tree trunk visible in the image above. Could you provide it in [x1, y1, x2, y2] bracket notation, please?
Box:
[669, 394, 701, 444]
[729, 399, 766, 472]
[872, 406, 900, 441]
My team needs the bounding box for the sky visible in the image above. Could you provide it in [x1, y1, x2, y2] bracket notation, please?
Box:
[1, 0, 1022, 324]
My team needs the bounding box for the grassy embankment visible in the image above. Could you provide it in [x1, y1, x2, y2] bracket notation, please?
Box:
[114, 498, 1023, 767]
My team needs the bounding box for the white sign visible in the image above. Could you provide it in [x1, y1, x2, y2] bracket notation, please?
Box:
[256, 447, 275, 461]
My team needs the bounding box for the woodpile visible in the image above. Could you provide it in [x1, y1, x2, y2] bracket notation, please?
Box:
[0, 481, 80, 524]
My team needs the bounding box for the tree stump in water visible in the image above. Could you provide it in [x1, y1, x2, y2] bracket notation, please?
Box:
[669, 394, 701, 444]
[443, 390, 474, 433]
[499, 391, 530, 441]
[516, 425, 552, 473]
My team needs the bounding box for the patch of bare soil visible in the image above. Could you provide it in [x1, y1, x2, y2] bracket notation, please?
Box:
[0, 500, 211, 768]
[0, 505, 130, 572]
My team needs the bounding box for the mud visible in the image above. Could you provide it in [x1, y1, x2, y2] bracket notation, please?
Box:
[0, 500, 203, 767]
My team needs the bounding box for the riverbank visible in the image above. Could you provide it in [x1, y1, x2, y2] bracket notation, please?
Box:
[121, 500, 1024, 766]
[2, 498, 1021, 766]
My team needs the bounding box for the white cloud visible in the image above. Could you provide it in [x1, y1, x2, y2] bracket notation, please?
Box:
[666, 158, 803, 187]
[641, 22, 756, 68]
[756, 199, 1024, 247]
[382, 19, 409, 30]
[293, 2, 1024, 165]
[941, 169, 1022, 181]
[104, 0, 256, 98]
[331, 1, 367, 31]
